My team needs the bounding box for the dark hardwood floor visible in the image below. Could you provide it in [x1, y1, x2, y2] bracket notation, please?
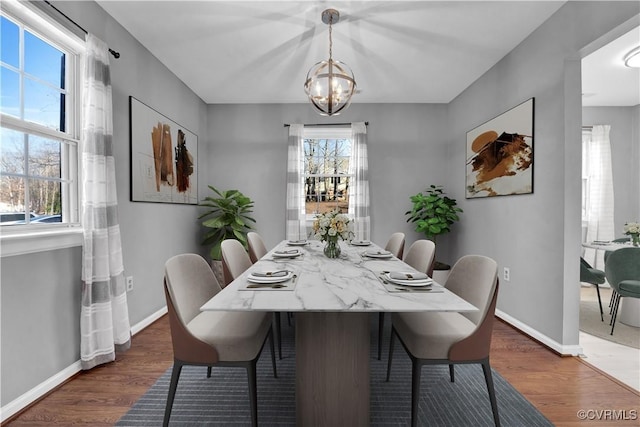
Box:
[3, 315, 639, 426]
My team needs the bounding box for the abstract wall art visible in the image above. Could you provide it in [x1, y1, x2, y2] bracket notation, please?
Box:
[465, 98, 534, 198]
[130, 96, 197, 204]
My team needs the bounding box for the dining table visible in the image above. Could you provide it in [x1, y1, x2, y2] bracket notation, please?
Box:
[201, 239, 477, 426]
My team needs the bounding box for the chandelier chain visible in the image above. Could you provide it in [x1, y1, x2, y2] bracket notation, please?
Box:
[328, 16, 333, 62]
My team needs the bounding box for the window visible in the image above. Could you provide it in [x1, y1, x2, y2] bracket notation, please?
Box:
[1, 3, 82, 231]
[303, 127, 352, 217]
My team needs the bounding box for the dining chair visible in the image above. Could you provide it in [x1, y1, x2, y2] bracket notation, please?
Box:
[221, 239, 253, 287]
[376, 232, 407, 359]
[386, 255, 500, 427]
[384, 232, 406, 259]
[580, 257, 606, 321]
[163, 253, 277, 427]
[247, 231, 268, 263]
[604, 247, 640, 335]
[377, 238, 435, 360]
[246, 231, 286, 359]
[403, 239, 436, 275]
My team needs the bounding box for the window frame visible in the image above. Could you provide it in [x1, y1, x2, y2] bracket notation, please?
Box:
[302, 127, 353, 221]
[1, 0, 84, 256]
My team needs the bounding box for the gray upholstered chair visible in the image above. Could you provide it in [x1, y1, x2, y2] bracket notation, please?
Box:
[163, 253, 276, 427]
[386, 255, 500, 427]
[580, 257, 606, 321]
[246, 231, 286, 359]
[384, 232, 406, 259]
[604, 247, 640, 335]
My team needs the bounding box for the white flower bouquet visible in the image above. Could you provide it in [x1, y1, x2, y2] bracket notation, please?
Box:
[623, 222, 640, 235]
[312, 210, 354, 244]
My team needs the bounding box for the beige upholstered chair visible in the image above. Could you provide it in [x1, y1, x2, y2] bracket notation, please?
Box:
[403, 239, 436, 275]
[247, 231, 268, 263]
[163, 253, 276, 427]
[385, 232, 406, 259]
[221, 239, 253, 287]
[246, 232, 286, 359]
[386, 255, 500, 427]
[377, 232, 407, 359]
[378, 238, 434, 360]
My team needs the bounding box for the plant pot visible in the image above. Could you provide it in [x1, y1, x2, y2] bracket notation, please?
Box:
[210, 259, 225, 286]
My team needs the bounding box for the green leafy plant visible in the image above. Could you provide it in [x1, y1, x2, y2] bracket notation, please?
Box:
[199, 186, 256, 260]
[406, 185, 462, 268]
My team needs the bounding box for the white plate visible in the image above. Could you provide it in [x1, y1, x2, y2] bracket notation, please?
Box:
[272, 249, 303, 258]
[247, 271, 294, 284]
[384, 272, 433, 287]
[351, 240, 372, 246]
[363, 250, 393, 259]
[287, 240, 309, 246]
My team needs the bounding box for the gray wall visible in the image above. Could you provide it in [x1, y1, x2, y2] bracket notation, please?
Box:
[1, 1, 208, 406]
[205, 103, 454, 261]
[583, 106, 640, 229]
[445, 2, 639, 345]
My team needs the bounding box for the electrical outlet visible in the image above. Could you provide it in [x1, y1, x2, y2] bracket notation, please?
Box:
[503, 267, 510, 282]
[126, 276, 134, 292]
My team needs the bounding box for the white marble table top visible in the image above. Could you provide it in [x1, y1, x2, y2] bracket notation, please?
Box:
[582, 241, 637, 251]
[201, 240, 477, 313]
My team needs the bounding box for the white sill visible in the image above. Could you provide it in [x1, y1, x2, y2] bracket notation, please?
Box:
[1, 226, 83, 257]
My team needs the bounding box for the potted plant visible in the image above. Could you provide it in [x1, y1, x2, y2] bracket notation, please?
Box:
[405, 185, 463, 271]
[199, 186, 256, 282]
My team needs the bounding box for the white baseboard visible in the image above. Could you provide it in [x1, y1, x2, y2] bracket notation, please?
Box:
[1, 306, 168, 423]
[496, 309, 583, 356]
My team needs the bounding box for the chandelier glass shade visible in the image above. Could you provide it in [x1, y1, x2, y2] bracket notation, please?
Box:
[304, 9, 356, 116]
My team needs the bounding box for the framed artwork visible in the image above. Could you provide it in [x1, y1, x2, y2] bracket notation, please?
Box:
[465, 98, 534, 199]
[130, 96, 198, 204]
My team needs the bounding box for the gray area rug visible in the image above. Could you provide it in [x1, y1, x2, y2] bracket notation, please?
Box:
[580, 286, 639, 349]
[117, 316, 553, 426]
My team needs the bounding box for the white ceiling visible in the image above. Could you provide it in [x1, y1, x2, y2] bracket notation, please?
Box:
[582, 25, 640, 107]
[96, 1, 637, 107]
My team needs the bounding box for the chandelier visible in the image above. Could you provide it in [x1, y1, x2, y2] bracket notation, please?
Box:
[304, 9, 357, 116]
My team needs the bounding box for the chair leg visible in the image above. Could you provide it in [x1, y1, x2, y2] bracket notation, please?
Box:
[386, 326, 396, 382]
[207, 366, 212, 378]
[378, 312, 385, 360]
[610, 295, 622, 335]
[163, 361, 183, 427]
[274, 312, 282, 359]
[247, 362, 258, 427]
[411, 360, 422, 427]
[268, 327, 277, 378]
[481, 360, 501, 427]
[594, 284, 604, 322]
[449, 364, 455, 382]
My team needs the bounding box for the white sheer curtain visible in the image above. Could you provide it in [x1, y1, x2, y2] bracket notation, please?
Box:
[80, 34, 131, 370]
[348, 122, 370, 241]
[582, 125, 615, 269]
[285, 124, 307, 241]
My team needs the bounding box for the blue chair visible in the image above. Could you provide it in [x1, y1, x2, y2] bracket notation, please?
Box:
[580, 257, 606, 321]
[604, 248, 640, 335]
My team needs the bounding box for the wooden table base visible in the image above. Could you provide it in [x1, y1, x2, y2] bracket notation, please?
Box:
[296, 312, 370, 427]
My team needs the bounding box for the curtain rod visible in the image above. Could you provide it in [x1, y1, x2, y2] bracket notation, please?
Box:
[582, 126, 593, 129]
[43, 1, 120, 59]
[284, 122, 368, 127]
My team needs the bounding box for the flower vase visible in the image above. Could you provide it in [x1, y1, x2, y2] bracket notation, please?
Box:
[324, 240, 341, 258]
[632, 233, 639, 247]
